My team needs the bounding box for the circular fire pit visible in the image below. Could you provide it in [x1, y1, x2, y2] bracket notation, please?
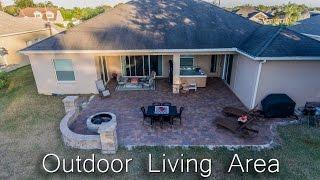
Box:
[86, 112, 116, 133]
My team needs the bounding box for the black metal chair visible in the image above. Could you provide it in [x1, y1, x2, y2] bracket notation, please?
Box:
[152, 102, 161, 106]
[141, 107, 152, 125]
[162, 102, 172, 106]
[172, 107, 184, 125]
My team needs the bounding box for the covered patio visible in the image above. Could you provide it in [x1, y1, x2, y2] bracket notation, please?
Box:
[70, 78, 280, 147]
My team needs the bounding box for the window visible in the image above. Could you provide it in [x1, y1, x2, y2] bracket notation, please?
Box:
[210, 55, 218, 73]
[180, 56, 194, 67]
[34, 11, 42, 18]
[53, 59, 75, 81]
[46, 11, 54, 19]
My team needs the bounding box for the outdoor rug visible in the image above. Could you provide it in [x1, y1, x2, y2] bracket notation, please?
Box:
[115, 82, 156, 91]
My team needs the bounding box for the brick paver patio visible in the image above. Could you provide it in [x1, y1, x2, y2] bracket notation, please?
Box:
[70, 78, 281, 147]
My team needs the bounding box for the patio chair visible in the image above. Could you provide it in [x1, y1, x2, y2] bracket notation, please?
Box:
[141, 107, 152, 125]
[215, 116, 259, 137]
[95, 79, 110, 98]
[189, 82, 197, 92]
[117, 75, 126, 85]
[162, 102, 172, 106]
[172, 107, 184, 125]
[152, 102, 161, 106]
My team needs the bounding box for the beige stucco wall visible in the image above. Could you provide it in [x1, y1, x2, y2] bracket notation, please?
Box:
[29, 53, 98, 95]
[256, 60, 320, 107]
[106, 56, 121, 78]
[229, 54, 261, 109]
[194, 55, 223, 77]
[94, 55, 222, 79]
[0, 29, 51, 66]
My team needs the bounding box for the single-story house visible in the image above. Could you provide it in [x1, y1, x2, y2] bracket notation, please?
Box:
[289, 15, 320, 41]
[21, 0, 320, 109]
[0, 11, 62, 67]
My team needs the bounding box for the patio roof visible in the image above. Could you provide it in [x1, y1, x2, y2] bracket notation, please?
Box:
[21, 0, 320, 58]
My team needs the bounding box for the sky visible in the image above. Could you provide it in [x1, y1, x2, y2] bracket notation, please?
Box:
[1, 0, 320, 8]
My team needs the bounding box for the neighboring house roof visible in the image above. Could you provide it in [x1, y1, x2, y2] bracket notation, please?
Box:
[19, 7, 60, 21]
[0, 11, 49, 36]
[289, 15, 320, 37]
[234, 7, 271, 19]
[21, 0, 320, 58]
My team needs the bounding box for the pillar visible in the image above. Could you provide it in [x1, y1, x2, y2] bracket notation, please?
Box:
[62, 96, 79, 113]
[172, 53, 181, 93]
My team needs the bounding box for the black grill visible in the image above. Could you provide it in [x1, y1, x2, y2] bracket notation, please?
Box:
[261, 94, 296, 118]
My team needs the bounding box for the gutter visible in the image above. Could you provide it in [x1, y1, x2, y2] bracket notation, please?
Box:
[251, 59, 266, 109]
[19, 48, 320, 61]
[0, 28, 51, 37]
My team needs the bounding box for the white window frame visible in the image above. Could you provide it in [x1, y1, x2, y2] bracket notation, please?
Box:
[34, 11, 42, 18]
[46, 11, 54, 19]
[180, 55, 194, 67]
[52, 59, 76, 83]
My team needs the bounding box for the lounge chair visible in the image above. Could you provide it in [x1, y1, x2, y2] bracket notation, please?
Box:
[222, 106, 262, 118]
[215, 116, 259, 137]
[95, 79, 110, 98]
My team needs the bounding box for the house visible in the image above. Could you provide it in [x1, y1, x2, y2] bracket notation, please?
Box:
[19, 7, 64, 24]
[0, 11, 62, 67]
[20, 0, 320, 109]
[234, 7, 272, 24]
[310, 11, 320, 17]
[289, 15, 320, 41]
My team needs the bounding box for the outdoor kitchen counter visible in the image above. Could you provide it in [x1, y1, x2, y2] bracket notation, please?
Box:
[179, 67, 207, 87]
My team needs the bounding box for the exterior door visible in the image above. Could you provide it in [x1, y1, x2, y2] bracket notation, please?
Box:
[222, 54, 234, 85]
[99, 56, 109, 85]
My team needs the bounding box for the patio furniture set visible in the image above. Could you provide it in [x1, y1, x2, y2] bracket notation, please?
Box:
[141, 102, 184, 128]
[117, 75, 155, 90]
[215, 106, 261, 137]
[297, 102, 320, 127]
[179, 82, 197, 95]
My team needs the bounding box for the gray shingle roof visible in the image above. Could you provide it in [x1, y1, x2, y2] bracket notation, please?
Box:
[22, 0, 320, 58]
[289, 15, 320, 36]
[0, 11, 49, 36]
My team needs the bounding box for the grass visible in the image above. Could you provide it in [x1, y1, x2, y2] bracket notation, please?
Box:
[0, 66, 320, 179]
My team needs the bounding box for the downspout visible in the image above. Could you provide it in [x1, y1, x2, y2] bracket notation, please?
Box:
[251, 60, 266, 109]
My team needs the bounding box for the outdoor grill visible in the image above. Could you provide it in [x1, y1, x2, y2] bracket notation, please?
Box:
[261, 94, 296, 118]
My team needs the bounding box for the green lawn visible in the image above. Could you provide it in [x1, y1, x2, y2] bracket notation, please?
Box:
[0, 66, 320, 179]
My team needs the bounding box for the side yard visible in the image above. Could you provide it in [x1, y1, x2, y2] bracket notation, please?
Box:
[0, 66, 319, 179]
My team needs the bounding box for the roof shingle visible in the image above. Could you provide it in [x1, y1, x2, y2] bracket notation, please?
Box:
[22, 0, 320, 58]
[0, 11, 49, 36]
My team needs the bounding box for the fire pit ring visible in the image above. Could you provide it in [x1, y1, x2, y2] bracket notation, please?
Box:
[86, 112, 116, 133]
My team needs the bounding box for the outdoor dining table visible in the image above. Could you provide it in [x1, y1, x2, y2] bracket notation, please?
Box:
[147, 106, 178, 127]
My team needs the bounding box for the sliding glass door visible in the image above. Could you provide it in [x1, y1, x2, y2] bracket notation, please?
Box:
[222, 54, 234, 85]
[121, 55, 162, 77]
[150, 55, 162, 76]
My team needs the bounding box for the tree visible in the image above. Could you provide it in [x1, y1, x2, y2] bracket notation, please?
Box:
[14, 0, 35, 9]
[37, 1, 56, 8]
[4, 5, 20, 16]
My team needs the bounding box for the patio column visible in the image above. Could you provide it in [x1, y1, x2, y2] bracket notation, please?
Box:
[172, 53, 180, 93]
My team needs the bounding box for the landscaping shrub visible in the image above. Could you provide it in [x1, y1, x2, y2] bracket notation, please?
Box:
[0, 71, 8, 89]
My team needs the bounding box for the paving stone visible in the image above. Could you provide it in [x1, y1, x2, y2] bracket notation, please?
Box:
[69, 78, 285, 146]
